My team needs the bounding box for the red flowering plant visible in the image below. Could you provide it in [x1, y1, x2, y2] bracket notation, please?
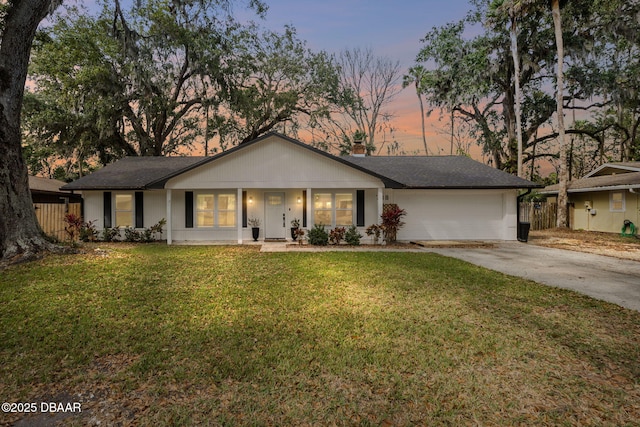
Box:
[380, 205, 406, 244]
[329, 226, 346, 245]
[63, 213, 84, 242]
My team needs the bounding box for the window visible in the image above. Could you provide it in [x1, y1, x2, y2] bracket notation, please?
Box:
[314, 193, 332, 225]
[267, 194, 283, 205]
[196, 194, 214, 227]
[313, 192, 353, 226]
[217, 193, 236, 227]
[196, 193, 236, 227]
[610, 191, 625, 212]
[335, 193, 353, 226]
[115, 194, 133, 227]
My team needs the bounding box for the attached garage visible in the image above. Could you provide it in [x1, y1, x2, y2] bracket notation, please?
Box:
[390, 189, 516, 241]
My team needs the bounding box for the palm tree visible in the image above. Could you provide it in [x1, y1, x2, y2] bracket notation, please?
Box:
[492, 0, 569, 225]
[551, 0, 569, 228]
[489, 0, 538, 178]
[403, 66, 429, 155]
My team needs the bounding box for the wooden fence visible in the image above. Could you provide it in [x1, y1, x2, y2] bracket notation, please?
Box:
[34, 202, 82, 241]
[519, 201, 557, 230]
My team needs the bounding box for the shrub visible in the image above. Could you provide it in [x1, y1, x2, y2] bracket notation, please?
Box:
[64, 214, 99, 243]
[79, 220, 98, 242]
[329, 226, 346, 245]
[344, 225, 362, 246]
[308, 224, 329, 246]
[124, 227, 142, 242]
[381, 205, 406, 243]
[63, 213, 84, 242]
[142, 218, 166, 242]
[123, 219, 167, 242]
[101, 227, 121, 242]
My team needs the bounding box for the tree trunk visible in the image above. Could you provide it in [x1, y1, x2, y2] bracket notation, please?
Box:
[510, 17, 525, 178]
[0, 0, 60, 262]
[502, 87, 517, 173]
[417, 86, 428, 155]
[552, 0, 569, 228]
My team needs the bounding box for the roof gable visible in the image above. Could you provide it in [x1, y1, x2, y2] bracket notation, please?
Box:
[165, 134, 389, 189]
[584, 162, 640, 178]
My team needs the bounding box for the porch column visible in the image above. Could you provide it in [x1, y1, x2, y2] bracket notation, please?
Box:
[377, 187, 384, 224]
[237, 187, 243, 244]
[166, 189, 172, 245]
[307, 188, 312, 228]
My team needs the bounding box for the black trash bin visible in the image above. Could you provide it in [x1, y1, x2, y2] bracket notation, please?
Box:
[518, 221, 531, 242]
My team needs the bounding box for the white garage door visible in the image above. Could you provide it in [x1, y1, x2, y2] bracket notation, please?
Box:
[393, 190, 512, 241]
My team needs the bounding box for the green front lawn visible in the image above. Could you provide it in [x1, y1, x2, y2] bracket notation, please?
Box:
[1, 245, 639, 426]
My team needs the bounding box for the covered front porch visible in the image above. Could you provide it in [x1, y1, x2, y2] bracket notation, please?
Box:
[164, 187, 384, 244]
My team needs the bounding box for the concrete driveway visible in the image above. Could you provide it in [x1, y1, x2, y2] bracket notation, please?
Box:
[422, 243, 640, 312]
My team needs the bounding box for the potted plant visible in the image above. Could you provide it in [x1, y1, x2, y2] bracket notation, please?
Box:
[290, 218, 300, 241]
[248, 218, 260, 241]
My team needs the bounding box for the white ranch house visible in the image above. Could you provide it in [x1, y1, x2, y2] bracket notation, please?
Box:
[61, 133, 539, 243]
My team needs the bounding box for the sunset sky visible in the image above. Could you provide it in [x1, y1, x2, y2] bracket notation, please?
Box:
[255, 0, 476, 157]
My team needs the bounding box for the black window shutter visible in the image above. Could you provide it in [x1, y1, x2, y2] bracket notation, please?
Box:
[356, 190, 365, 227]
[242, 191, 247, 228]
[302, 190, 307, 228]
[135, 192, 144, 228]
[103, 192, 112, 228]
[185, 191, 194, 228]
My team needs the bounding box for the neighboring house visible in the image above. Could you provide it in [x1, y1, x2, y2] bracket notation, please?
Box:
[61, 132, 539, 243]
[542, 162, 640, 233]
[29, 175, 82, 240]
[29, 175, 81, 204]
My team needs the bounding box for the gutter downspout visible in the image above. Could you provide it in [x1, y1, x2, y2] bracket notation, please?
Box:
[517, 189, 532, 242]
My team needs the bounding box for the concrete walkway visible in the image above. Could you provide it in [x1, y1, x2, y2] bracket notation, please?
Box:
[259, 241, 640, 312]
[422, 243, 640, 312]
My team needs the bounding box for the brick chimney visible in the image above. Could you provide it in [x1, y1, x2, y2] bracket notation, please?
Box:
[352, 138, 366, 157]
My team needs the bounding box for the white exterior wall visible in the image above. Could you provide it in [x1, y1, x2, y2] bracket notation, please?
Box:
[83, 190, 168, 238]
[144, 191, 167, 230]
[79, 136, 523, 243]
[85, 187, 519, 242]
[363, 188, 380, 227]
[389, 189, 518, 241]
[83, 191, 104, 228]
[166, 135, 383, 190]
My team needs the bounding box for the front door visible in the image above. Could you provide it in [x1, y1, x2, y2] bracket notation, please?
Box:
[264, 192, 286, 239]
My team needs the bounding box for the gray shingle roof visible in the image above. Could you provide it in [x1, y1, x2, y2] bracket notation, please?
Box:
[343, 155, 539, 189]
[542, 171, 640, 194]
[29, 176, 71, 194]
[61, 133, 539, 190]
[61, 156, 207, 190]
